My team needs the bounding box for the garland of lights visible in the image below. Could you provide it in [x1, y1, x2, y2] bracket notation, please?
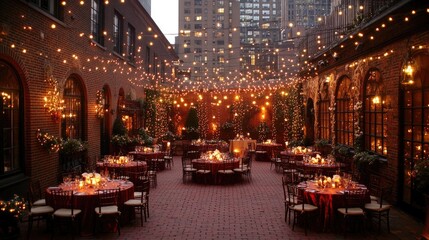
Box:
[95, 89, 104, 119]
[43, 64, 65, 122]
[36, 129, 61, 153]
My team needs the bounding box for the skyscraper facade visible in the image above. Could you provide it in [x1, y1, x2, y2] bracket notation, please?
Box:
[239, 0, 282, 81]
[177, 0, 241, 89]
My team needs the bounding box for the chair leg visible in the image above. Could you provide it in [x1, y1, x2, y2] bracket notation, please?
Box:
[387, 211, 390, 233]
[27, 215, 33, 239]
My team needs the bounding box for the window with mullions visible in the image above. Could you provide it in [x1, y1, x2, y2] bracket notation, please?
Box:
[0, 60, 23, 175]
[113, 11, 123, 54]
[127, 24, 135, 63]
[318, 82, 330, 140]
[335, 76, 354, 146]
[402, 54, 429, 206]
[91, 0, 104, 45]
[363, 69, 387, 156]
[28, 0, 63, 20]
[61, 76, 83, 140]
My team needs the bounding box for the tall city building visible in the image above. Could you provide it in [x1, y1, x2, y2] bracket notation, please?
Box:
[239, 0, 282, 80]
[281, 0, 332, 39]
[139, 0, 151, 15]
[177, 0, 240, 89]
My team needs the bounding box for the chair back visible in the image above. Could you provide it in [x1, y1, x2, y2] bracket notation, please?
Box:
[28, 180, 43, 205]
[283, 171, 298, 185]
[51, 189, 75, 214]
[96, 188, 120, 213]
[343, 189, 367, 213]
[369, 174, 382, 198]
[286, 184, 301, 206]
[378, 185, 393, 207]
[182, 157, 193, 169]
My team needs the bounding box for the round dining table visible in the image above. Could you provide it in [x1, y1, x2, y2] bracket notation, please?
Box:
[192, 158, 240, 180]
[96, 161, 147, 176]
[45, 179, 134, 235]
[297, 180, 370, 232]
[295, 161, 346, 176]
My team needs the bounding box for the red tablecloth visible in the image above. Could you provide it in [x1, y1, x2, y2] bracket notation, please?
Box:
[46, 180, 134, 235]
[128, 151, 164, 161]
[192, 159, 240, 177]
[96, 161, 147, 175]
[298, 181, 370, 232]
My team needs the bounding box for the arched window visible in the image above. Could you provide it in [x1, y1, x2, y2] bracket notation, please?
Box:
[363, 69, 387, 156]
[61, 76, 84, 139]
[0, 60, 23, 175]
[318, 82, 330, 140]
[335, 76, 354, 146]
[401, 53, 429, 206]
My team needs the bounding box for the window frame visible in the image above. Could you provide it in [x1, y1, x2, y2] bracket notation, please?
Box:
[335, 76, 354, 146]
[90, 0, 104, 45]
[0, 60, 24, 176]
[113, 11, 124, 54]
[363, 68, 387, 156]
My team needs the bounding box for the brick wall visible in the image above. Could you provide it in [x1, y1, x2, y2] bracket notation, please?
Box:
[0, 0, 177, 194]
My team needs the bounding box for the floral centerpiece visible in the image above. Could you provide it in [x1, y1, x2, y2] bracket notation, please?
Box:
[202, 149, 227, 162]
[81, 172, 103, 187]
[291, 146, 311, 154]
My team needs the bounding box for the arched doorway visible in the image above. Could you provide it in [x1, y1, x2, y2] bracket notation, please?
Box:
[304, 98, 315, 145]
[100, 85, 112, 156]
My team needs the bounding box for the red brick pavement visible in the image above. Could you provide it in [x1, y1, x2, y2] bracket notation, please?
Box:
[24, 156, 424, 240]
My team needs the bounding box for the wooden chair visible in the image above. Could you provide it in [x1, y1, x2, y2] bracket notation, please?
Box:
[28, 180, 46, 207]
[50, 189, 82, 239]
[182, 157, 197, 183]
[233, 156, 252, 182]
[289, 185, 318, 235]
[368, 174, 382, 203]
[196, 161, 212, 184]
[281, 154, 297, 176]
[124, 179, 150, 226]
[282, 177, 298, 224]
[364, 186, 392, 233]
[217, 159, 235, 184]
[270, 150, 282, 171]
[337, 189, 367, 237]
[27, 199, 54, 239]
[146, 159, 158, 188]
[94, 188, 121, 236]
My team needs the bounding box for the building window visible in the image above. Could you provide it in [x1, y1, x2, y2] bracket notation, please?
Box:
[401, 53, 429, 206]
[113, 11, 123, 54]
[363, 68, 387, 156]
[90, 0, 104, 45]
[62, 76, 84, 139]
[335, 76, 354, 146]
[127, 24, 135, 63]
[28, 0, 63, 20]
[318, 82, 330, 140]
[0, 60, 23, 175]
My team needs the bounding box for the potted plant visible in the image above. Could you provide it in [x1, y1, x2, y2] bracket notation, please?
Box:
[353, 151, 381, 172]
[59, 138, 87, 155]
[59, 138, 88, 174]
[314, 139, 332, 156]
[332, 144, 353, 162]
[0, 194, 27, 239]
